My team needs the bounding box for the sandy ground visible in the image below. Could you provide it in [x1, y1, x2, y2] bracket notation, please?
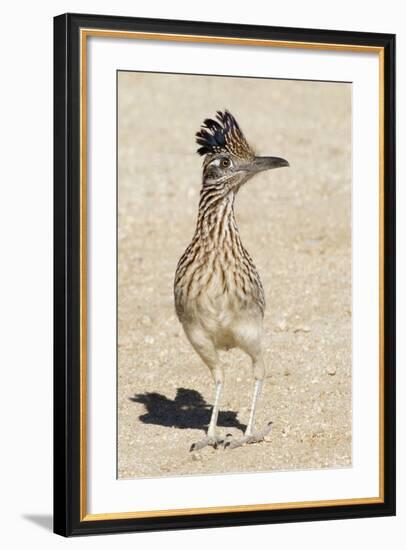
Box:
[117, 71, 352, 479]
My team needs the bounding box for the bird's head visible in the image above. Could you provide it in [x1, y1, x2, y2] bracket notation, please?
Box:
[196, 110, 289, 193]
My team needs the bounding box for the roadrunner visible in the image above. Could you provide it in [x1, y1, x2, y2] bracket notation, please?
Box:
[174, 110, 289, 450]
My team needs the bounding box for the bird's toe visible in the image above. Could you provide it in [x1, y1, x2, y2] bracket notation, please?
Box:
[189, 433, 232, 452]
[225, 422, 273, 449]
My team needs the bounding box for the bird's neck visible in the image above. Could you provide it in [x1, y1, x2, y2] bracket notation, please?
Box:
[195, 184, 241, 251]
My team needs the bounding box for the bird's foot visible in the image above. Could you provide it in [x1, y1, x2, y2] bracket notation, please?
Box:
[225, 422, 273, 449]
[190, 433, 233, 452]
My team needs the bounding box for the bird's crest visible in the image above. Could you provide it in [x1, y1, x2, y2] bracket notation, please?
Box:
[196, 110, 255, 160]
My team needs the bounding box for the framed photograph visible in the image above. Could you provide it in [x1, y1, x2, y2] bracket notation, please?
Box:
[53, 13, 396, 536]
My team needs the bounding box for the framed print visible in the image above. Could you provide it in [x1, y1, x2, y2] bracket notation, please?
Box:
[53, 13, 396, 536]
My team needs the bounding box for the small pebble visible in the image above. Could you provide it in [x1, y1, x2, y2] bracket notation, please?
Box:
[281, 425, 291, 438]
[144, 335, 154, 344]
[275, 318, 288, 332]
[326, 365, 337, 376]
[294, 325, 311, 333]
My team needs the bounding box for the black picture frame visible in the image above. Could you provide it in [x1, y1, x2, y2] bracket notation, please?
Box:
[54, 12, 396, 537]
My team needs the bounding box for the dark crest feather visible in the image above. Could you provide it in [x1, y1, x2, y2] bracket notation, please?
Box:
[195, 110, 253, 158]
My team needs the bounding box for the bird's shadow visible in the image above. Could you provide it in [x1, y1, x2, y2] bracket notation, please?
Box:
[129, 387, 246, 433]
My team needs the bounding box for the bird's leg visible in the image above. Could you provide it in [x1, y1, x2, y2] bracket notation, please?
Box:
[190, 368, 230, 451]
[245, 379, 262, 436]
[226, 356, 272, 449]
[185, 327, 230, 451]
[207, 380, 222, 437]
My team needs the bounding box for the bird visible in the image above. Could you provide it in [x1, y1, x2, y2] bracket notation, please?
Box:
[174, 110, 289, 451]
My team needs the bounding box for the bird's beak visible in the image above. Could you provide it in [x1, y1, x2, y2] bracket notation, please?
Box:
[237, 156, 289, 175]
[250, 156, 290, 172]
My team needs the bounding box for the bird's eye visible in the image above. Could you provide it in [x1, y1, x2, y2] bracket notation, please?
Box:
[221, 158, 231, 168]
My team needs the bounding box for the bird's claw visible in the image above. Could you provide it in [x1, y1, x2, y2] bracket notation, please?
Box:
[224, 422, 273, 449]
[190, 433, 233, 452]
